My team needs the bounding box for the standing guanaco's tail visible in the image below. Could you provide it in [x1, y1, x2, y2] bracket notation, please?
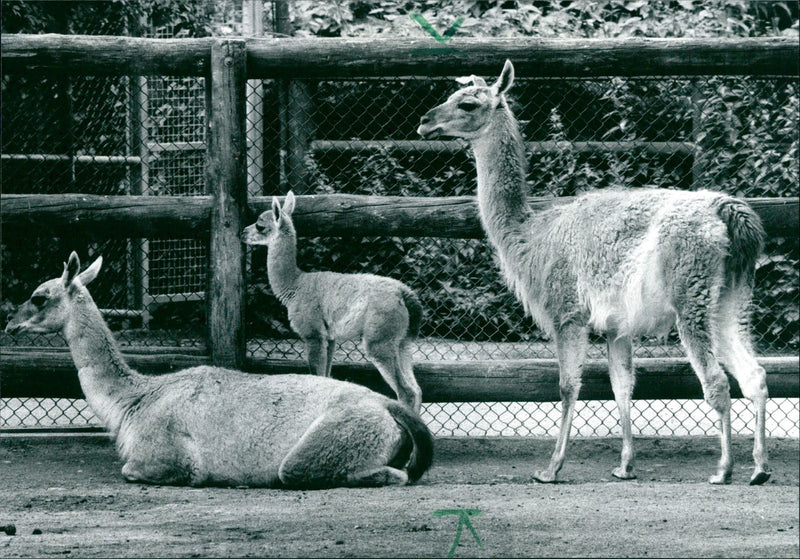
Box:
[401, 287, 423, 339]
[386, 400, 434, 483]
[714, 197, 766, 286]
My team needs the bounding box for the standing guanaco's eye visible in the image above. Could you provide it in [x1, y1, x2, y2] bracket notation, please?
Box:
[458, 101, 481, 112]
[30, 295, 47, 307]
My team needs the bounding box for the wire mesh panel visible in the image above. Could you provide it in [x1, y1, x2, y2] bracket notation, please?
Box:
[1, 70, 209, 430]
[5, 397, 797, 439]
[138, 75, 208, 327]
[422, 399, 800, 438]
[0, 72, 209, 346]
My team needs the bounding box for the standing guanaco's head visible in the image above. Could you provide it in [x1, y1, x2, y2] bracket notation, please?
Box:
[5, 252, 103, 335]
[417, 59, 515, 140]
[242, 191, 297, 247]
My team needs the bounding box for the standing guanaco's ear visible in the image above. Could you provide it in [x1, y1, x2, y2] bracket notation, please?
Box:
[282, 191, 296, 216]
[271, 196, 282, 223]
[492, 59, 515, 96]
[77, 256, 103, 286]
[455, 74, 487, 87]
[62, 251, 81, 287]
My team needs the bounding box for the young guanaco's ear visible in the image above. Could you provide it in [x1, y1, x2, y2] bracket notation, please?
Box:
[282, 191, 296, 216]
[271, 196, 281, 222]
[77, 256, 103, 286]
[492, 59, 514, 96]
[62, 251, 81, 287]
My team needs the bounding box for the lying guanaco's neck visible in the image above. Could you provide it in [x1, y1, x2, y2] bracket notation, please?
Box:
[64, 286, 143, 435]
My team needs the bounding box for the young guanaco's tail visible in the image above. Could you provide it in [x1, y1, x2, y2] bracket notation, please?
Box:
[386, 400, 434, 483]
[714, 197, 765, 287]
[401, 288, 423, 339]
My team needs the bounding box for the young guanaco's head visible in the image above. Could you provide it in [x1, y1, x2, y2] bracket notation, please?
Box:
[417, 59, 515, 140]
[242, 191, 297, 247]
[5, 252, 103, 335]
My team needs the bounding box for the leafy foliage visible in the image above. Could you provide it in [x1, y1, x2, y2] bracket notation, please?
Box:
[288, 0, 798, 39]
[754, 243, 800, 352]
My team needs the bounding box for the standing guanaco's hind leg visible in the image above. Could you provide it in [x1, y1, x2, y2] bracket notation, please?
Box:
[716, 289, 770, 485]
[607, 335, 636, 480]
[278, 404, 407, 488]
[398, 340, 422, 413]
[534, 324, 589, 483]
[365, 338, 420, 411]
[677, 316, 734, 485]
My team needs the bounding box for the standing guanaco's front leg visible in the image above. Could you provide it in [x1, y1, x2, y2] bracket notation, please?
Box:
[305, 337, 328, 376]
[325, 339, 336, 377]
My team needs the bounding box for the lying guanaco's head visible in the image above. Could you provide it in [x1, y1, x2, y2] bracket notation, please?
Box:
[5, 252, 102, 335]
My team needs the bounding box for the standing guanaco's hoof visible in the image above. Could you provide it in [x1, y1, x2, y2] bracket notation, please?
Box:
[749, 471, 771, 486]
[532, 470, 558, 484]
[708, 471, 732, 485]
[612, 467, 636, 480]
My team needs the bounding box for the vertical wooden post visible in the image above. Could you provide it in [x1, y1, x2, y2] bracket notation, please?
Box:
[284, 80, 314, 193]
[275, 0, 314, 194]
[274, 0, 290, 36]
[206, 39, 247, 368]
[127, 13, 150, 323]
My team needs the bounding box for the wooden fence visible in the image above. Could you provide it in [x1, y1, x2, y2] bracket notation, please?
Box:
[2, 34, 798, 404]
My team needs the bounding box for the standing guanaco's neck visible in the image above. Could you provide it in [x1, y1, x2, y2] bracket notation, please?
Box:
[470, 101, 530, 253]
[267, 222, 303, 304]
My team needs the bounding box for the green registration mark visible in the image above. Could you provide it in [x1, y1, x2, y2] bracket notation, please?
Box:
[410, 14, 463, 43]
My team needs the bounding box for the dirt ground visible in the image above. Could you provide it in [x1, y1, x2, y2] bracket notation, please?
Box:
[1, 434, 798, 558]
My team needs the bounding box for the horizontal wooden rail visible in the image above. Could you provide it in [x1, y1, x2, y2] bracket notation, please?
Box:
[1, 348, 797, 402]
[2, 154, 143, 165]
[1, 194, 212, 238]
[2, 35, 797, 78]
[1, 34, 211, 76]
[2, 194, 798, 240]
[247, 36, 798, 78]
[250, 37, 799, 78]
[311, 140, 697, 156]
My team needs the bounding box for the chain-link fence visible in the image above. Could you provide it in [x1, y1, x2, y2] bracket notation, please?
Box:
[245, 74, 798, 359]
[1, 51, 797, 437]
